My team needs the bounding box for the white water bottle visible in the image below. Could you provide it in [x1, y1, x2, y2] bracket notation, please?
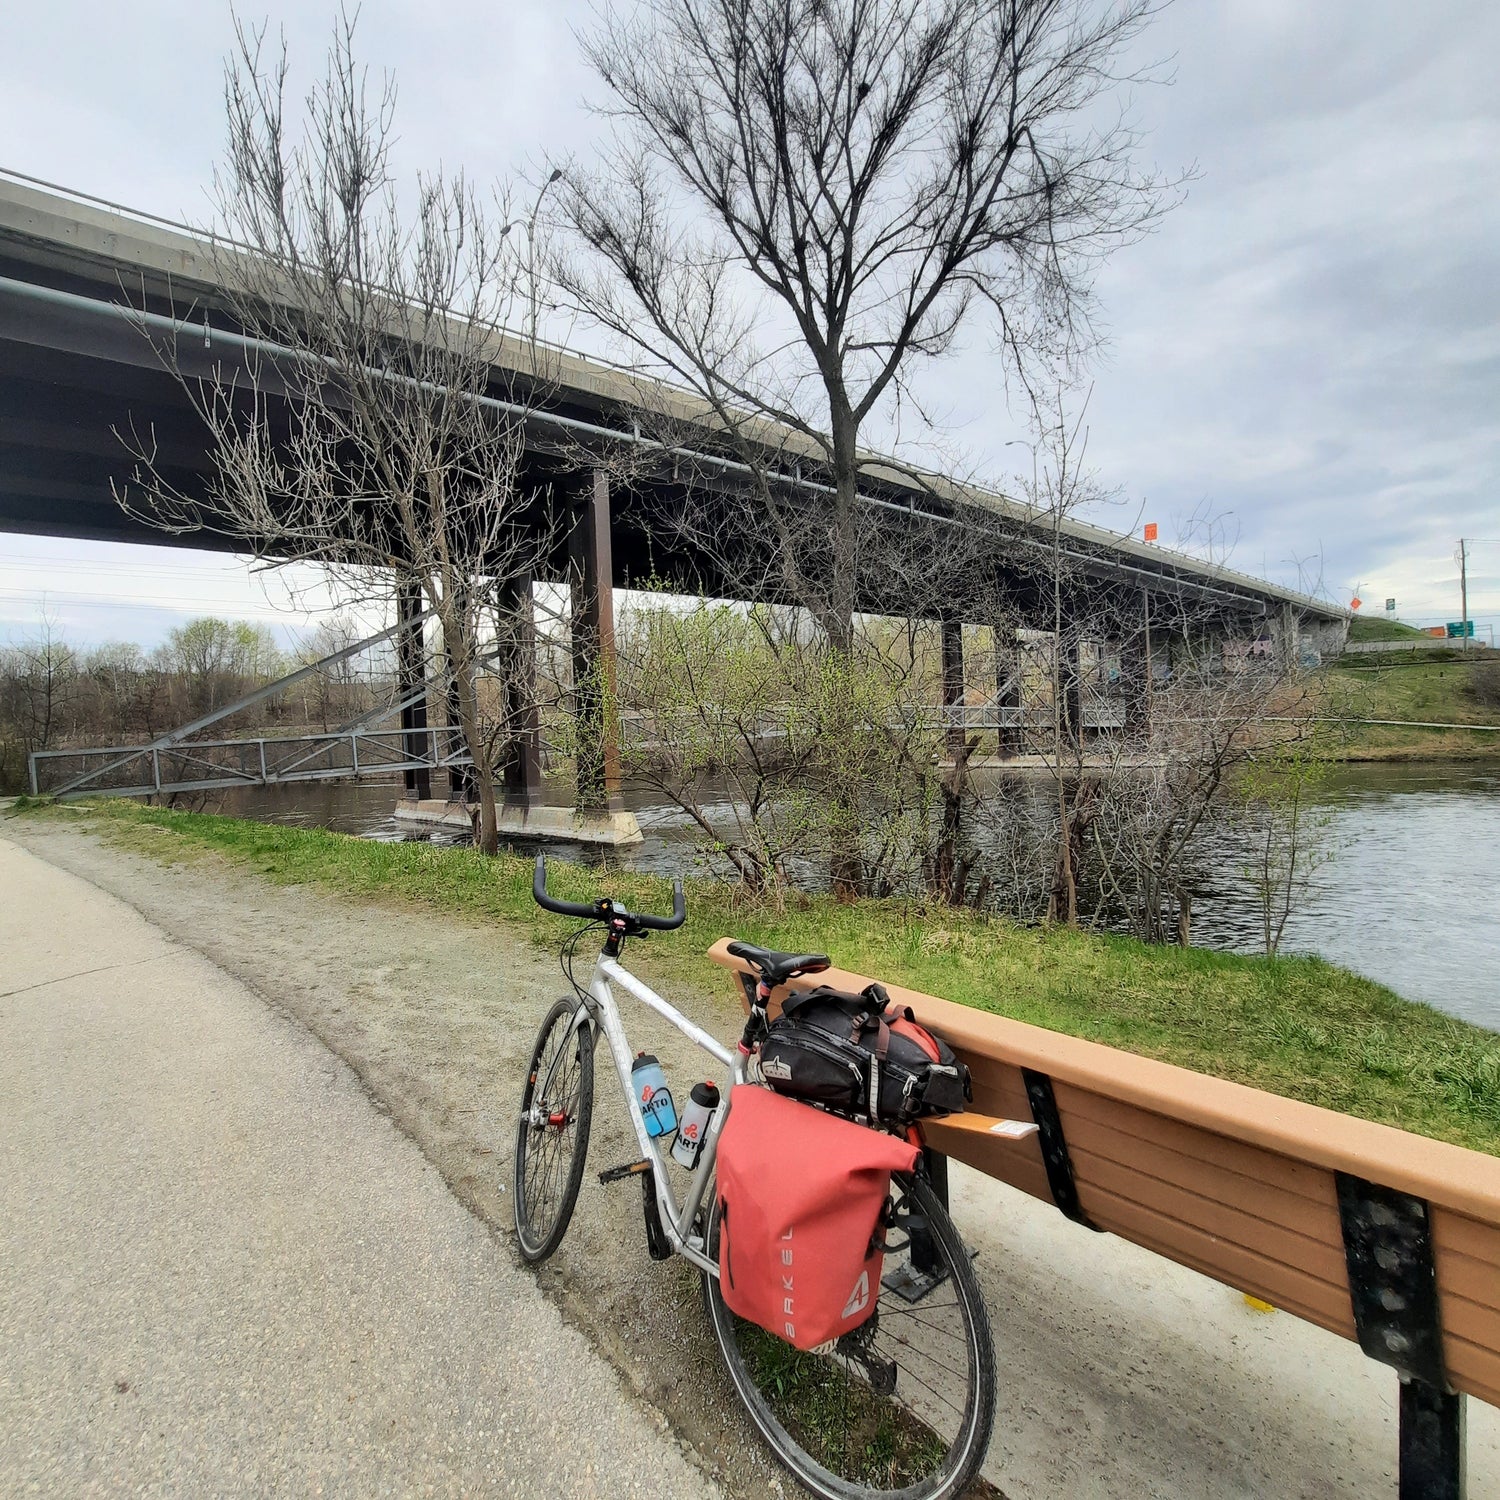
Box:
[671, 1080, 721, 1169]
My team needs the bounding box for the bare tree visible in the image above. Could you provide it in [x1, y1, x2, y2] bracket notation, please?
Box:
[0, 610, 78, 764]
[115, 14, 558, 853]
[1235, 734, 1339, 955]
[615, 587, 953, 897]
[615, 593, 827, 892]
[295, 612, 370, 732]
[554, 0, 1176, 891]
[922, 377, 1341, 943]
[82, 642, 155, 741]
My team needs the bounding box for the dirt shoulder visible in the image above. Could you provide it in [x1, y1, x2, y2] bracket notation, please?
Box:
[3, 813, 785, 1499]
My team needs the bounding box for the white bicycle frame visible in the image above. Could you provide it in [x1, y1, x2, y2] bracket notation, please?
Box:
[568, 951, 748, 1277]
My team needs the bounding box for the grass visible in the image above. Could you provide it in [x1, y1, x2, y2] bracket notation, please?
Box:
[736, 1324, 956, 1491]
[1326, 653, 1500, 759]
[1347, 615, 1429, 642]
[19, 797, 1500, 1156]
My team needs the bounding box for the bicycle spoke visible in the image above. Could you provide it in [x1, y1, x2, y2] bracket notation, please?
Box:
[876, 1304, 969, 1342]
[514, 999, 593, 1263]
[874, 1331, 970, 1387]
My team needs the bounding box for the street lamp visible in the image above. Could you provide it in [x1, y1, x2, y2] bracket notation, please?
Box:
[500, 169, 564, 349]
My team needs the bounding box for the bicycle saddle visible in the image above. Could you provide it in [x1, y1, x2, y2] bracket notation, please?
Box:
[725, 942, 831, 989]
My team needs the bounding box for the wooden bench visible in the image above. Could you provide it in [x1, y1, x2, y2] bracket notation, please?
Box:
[710, 940, 1499, 1499]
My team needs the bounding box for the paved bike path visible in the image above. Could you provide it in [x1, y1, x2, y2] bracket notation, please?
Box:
[0, 836, 718, 1497]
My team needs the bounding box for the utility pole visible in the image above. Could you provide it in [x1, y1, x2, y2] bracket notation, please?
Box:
[1459, 538, 1470, 651]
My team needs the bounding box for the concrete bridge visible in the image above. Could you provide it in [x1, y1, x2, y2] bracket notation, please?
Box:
[0, 170, 1348, 831]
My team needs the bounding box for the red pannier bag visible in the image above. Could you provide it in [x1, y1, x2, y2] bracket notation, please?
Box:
[714, 1085, 919, 1351]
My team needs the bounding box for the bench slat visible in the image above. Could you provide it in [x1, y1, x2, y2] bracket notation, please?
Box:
[1068, 1143, 1349, 1288]
[1060, 1088, 1334, 1207]
[1065, 1116, 1340, 1238]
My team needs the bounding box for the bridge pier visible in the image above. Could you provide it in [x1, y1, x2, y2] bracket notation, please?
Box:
[444, 666, 476, 805]
[570, 469, 622, 814]
[397, 473, 639, 847]
[996, 628, 1021, 757]
[561, 469, 640, 845]
[940, 618, 966, 761]
[1121, 589, 1155, 733]
[1060, 635, 1084, 748]
[496, 571, 543, 810]
[396, 581, 432, 802]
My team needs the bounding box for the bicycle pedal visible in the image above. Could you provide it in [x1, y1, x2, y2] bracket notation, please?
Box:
[598, 1160, 652, 1184]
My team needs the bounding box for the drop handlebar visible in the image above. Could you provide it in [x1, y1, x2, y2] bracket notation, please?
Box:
[531, 853, 686, 931]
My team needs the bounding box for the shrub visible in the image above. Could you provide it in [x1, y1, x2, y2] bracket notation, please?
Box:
[1472, 660, 1500, 709]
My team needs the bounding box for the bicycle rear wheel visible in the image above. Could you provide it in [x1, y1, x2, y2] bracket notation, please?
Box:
[514, 997, 595, 1262]
[703, 1172, 996, 1500]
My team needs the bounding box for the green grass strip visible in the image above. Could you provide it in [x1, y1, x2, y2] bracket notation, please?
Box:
[25, 797, 1500, 1157]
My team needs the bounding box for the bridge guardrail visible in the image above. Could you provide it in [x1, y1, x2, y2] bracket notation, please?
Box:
[1344, 638, 1490, 655]
[29, 727, 467, 799]
[710, 940, 1498, 1496]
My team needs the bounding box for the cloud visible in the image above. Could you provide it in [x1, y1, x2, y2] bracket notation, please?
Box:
[1067, 2, 1500, 620]
[0, 0, 1495, 637]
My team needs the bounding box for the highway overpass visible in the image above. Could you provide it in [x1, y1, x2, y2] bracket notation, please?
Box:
[0, 169, 1348, 819]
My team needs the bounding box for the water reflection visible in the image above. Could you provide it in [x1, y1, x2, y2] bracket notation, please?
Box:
[209, 762, 1500, 1030]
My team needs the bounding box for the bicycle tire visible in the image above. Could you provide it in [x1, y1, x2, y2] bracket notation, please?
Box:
[514, 997, 595, 1263]
[702, 1172, 996, 1500]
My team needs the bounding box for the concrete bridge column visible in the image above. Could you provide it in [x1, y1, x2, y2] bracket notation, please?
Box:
[396, 581, 431, 802]
[1122, 588, 1155, 733]
[497, 571, 543, 808]
[940, 619, 966, 761]
[995, 628, 1021, 757]
[1274, 602, 1328, 669]
[569, 469, 622, 814]
[1060, 635, 1084, 747]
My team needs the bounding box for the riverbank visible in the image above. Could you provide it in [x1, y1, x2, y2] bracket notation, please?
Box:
[17, 797, 1499, 1156]
[1329, 649, 1500, 760]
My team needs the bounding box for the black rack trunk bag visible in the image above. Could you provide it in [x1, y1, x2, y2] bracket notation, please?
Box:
[757, 983, 971, 1124]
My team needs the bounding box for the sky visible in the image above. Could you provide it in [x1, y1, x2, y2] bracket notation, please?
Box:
[0, 0, 1496, 648]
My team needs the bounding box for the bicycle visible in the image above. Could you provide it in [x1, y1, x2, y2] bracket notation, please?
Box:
[515, 855, 997, 1500]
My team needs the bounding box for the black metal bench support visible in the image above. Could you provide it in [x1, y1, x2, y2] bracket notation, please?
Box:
[922, 1145, 950, 1212]
[1336, 1171, 1466, 1499]
[1022, 1068, 1101, 1231]
[1400, 1378, 1466, 1500]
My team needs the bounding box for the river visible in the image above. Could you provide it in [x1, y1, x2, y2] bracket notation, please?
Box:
[1192, 762, 1500, 1030]
[211, 761, 1499, 1031]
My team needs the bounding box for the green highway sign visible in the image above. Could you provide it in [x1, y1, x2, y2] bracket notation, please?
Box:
[1446, 621, 1475, 638]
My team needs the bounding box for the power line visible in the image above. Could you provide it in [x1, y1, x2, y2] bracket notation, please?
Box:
[0, 586, 342, 616]
[0, 558, 254, 579]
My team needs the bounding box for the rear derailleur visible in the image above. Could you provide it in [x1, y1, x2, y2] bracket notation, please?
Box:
[835, 1315, 898, 1396]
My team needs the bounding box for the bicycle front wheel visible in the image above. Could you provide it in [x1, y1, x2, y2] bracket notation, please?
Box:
[513, 997, 595, 1263]
[703, 1172, 996, 1500]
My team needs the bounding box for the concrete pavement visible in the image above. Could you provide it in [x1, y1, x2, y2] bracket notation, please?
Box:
[0, 835, 720, 1497]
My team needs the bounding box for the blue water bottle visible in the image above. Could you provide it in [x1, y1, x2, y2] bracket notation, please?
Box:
[631, 1052, 678, 1138]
